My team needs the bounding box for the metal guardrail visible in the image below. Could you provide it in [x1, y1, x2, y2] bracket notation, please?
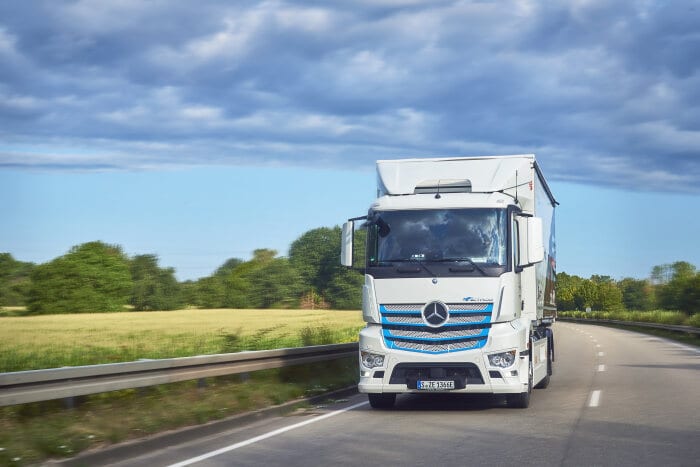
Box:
[0, 342, 358, 407]
[558, 317, 700, 335]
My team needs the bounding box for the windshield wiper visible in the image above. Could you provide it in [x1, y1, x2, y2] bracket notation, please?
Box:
[386, 258, 437, 277]
[434, 257, 488, 276]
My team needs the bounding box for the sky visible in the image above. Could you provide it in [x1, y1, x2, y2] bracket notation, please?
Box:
[1, 0, 698, 281]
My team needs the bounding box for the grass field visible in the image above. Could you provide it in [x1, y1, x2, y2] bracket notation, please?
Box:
[0, 308, 363, 464]
[0, 308, 364, 372]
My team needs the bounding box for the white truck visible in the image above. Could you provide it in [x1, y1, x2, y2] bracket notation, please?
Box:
[341, 155, 557, 408]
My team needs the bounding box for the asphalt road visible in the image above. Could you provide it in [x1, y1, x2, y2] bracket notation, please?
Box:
[75, 323, 700, 467]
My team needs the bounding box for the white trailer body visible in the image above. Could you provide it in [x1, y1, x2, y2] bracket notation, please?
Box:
[341, 155, 557, 408]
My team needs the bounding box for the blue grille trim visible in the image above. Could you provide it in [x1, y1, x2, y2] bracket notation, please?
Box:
[380, 316, 491, 327]
[379, 302, 493, 354]
[382, 328, 490, 342]
[379, 304, 493, 314]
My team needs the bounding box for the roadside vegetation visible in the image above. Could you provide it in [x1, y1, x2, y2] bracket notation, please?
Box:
[558, 309, 700, 327]
[0, 307, 362, 465]
[0, 359, 357, 466]
[556, 261, 699, 342]
[0, 226, 363, 315]
[556, 261, 699, 316]
[0, 309, 363, 372]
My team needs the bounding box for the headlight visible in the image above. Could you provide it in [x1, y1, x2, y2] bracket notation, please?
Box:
[488, 350, 517, 368]
[361, 351, 385, 369]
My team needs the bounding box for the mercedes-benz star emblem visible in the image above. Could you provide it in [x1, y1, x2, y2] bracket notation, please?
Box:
[422, 301, 449, 327]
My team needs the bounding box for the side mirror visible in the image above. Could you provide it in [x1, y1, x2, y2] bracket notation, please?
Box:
[517, 216, 544, 267]
[340, 221, 354, 267]
[527, 217, 545, 264]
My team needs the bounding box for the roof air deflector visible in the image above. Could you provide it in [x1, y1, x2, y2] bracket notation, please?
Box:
[414, 179, 472, 194]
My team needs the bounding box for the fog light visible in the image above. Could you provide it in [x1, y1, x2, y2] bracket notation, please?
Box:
[488, 350, 517, 368]
[361, 351, 385, 369]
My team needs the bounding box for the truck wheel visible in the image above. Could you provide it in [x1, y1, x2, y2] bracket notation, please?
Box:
[368, 393, 396, 409]
[535, 374, 550, 389]
[506, 389, 530, 408]
[507, 360, 532, 408]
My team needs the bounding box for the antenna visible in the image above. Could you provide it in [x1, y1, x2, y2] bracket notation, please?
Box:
[514, 171, 519, 205]
[435, 179, 441, 199]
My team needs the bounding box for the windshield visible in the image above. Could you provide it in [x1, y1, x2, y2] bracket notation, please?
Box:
[367, 208, 508, 268]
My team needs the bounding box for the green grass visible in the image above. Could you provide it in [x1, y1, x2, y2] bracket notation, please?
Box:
[558, 309, 698, 326]
[0, 358, 357, 466]
[0, 309, 364, 372]
[0, 308, 363, 465]
[558, 310, 700, 347]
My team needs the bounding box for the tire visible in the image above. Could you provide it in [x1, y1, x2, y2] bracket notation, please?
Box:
[507, 359, 532, 408]
[368, 393, 396, 409]
[506, 389, 530, 408]
[535, 374, 550, 389]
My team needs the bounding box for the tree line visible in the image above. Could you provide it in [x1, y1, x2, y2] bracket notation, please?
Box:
[557, 261, 699, 314]
[0, 226, 363, 314]
[1, 231, 698, 315]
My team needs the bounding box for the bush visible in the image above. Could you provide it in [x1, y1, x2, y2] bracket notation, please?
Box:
[558, 309, 696, 327]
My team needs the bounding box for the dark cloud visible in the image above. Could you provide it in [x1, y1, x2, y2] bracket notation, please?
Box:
[0, 0, 698, 192]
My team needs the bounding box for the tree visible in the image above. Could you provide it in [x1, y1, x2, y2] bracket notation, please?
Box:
[0, 253, 34, 306]
[215, 258, 244, 277]
[289, 226, 363, 308]
[195, 250, 303, 309]
[194, 276, 227, 308]
[593, 281, 624, 311]
[325, 268, 363, 309]
[655, 261, 697, 312]
[555, 273, 624, 311]
[289, 227, 342, 292]
[245, 255, 302, 308]
[618, 278, 655, 311]
[678, 273, 700, 315]
[556, 272, 582, 311]
[27, 242, 132, 314]
[180, 280, 201, 307]
[130, 254, 183, 311]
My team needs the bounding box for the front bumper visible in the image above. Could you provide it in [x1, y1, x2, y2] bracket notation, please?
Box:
[358, 323, 529, 395]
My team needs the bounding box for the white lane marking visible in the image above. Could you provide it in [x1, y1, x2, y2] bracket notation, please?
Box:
[589, 390, 602, 407]
[664, 341, 700, 355]
[597, 352, 605, 357]
[598, 364, 606, 372]
[168, 401, 369, 467]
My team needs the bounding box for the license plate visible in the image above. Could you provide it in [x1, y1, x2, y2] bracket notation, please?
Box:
[417, 380, 455, 391]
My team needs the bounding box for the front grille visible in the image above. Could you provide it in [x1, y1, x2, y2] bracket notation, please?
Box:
[379, 303, 492, 354]
[385, 327, 485, 339]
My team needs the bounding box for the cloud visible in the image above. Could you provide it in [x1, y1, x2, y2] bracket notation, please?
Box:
[0, 0, 698, 192]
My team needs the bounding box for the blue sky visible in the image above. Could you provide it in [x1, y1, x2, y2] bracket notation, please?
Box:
[1, 1, 698, 280]
[2, 165, 697, 281]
